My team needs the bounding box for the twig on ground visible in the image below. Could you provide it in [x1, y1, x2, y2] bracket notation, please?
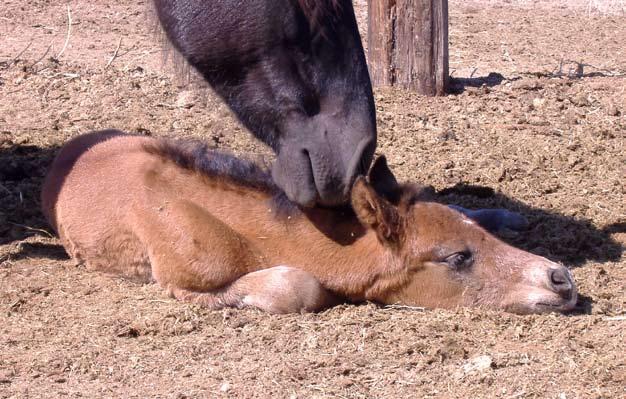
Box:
[30, 43, 53, 69]
[384, 304, 426, 311]
[32, 24, 58, 32]
[11, 41, 33, 65]
[105, 37, 122, 69]
[604, 315, 626, 321]
[56, 5, 72, 59]
[8, 222, 54, 238]
[156, 102, 178, 109]
[522, 59, 626, 80]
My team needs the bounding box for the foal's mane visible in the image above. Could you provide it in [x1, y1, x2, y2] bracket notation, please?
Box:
[144, 138, 301, 216]
[144, 139, 279, 194]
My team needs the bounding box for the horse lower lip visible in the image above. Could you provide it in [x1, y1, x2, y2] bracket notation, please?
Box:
[316, 187, 345, 207]
[273, 150, 318, 207]
[301, 149, 322, 205]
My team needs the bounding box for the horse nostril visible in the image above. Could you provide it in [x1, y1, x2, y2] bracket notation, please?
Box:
[548, 267, 573, 300]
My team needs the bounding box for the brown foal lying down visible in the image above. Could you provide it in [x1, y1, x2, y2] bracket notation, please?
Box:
[42, 130, 577, 314]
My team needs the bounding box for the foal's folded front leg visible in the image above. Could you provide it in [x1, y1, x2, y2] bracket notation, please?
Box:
[134, 199, 337, 313]
[172, 266, 340, 314]
[235, 266, 340, 313]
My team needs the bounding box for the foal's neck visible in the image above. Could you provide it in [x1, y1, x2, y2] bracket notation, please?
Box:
[293, 206, 391, 300]
[186, 173, 392, 300]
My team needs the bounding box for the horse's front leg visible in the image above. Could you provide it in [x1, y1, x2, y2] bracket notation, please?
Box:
[448, 205, 529, 232]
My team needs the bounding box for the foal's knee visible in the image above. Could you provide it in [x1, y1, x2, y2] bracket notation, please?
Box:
[239, 266, 337, 314]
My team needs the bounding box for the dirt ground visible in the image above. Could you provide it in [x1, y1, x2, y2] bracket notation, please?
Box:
[1, 0, 625, 398]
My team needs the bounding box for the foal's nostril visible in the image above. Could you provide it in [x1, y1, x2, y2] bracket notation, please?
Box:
[549, 268, 567, 285]
[548, 267, 573, 299]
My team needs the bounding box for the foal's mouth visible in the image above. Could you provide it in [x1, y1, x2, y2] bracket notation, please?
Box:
[504, 287, 578, 314]
[535, 302, 573, 311]
[531, 293, 578, 313]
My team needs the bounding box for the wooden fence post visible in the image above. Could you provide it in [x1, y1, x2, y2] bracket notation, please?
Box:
[367, 0, 449, 96]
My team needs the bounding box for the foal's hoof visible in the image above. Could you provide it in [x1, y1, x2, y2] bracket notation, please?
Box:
[449, 206, 529, 232]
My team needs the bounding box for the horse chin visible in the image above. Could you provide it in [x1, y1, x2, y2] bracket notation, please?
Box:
[315, 183, 349, 207]
[503, 288, 578, 314]
[272, 146, 352, 208]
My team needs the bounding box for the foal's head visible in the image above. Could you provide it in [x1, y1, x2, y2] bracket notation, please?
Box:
[351, 158, 577, 314]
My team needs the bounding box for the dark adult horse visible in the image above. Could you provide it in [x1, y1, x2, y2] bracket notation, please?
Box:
[153, 0, 375, 207]
[152, 0, 528, 230]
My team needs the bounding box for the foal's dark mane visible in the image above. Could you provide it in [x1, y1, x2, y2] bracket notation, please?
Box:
[144, 139, 279, 194]
[144, 139, 303, 216]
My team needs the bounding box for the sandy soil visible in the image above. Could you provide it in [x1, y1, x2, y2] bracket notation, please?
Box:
[1, 1, 625, 397]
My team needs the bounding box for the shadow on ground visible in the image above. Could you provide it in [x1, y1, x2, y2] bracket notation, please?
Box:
[449, 68, 624, 94]
[448, 72, 507, 93]
[437, 183, 623, 267]
[1, 240, 69, 263]
[0, 142, 60, 245]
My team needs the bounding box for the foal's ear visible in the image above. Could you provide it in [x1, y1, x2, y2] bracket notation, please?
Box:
[368, 155, 400, 204]
[351, 176, 401, 244]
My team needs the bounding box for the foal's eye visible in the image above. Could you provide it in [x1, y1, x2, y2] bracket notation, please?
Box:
[444, 251, 473, 270]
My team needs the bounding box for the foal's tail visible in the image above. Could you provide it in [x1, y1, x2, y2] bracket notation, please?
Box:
[41, 129, 128, 232]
